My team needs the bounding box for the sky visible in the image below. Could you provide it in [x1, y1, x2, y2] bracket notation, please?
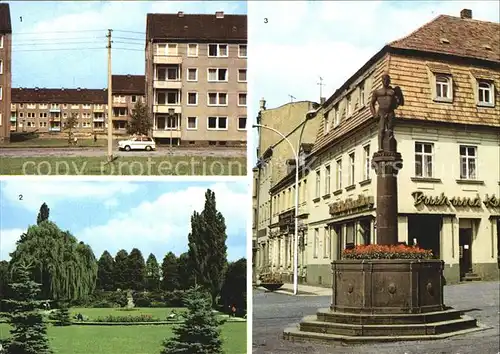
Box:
[248, 0, 500, 161]
[0, 180, 248, 262]
[7, 0, 247, 89]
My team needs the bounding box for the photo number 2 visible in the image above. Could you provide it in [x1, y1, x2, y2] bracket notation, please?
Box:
[19, 194, 23, 200]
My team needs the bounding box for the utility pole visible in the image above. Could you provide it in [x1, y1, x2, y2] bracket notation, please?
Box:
[107, 29, 113, 162]
[317, 76, 325, 99]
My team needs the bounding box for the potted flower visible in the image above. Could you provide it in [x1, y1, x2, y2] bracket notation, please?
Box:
[259, 272, 284, 292]
[342, 244, 433, 260]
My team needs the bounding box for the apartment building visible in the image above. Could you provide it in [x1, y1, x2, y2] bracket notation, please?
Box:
[11, 88, 107, 135]
[0, 3, 12, 142]
[145, 11, 247, 146]
[252, 99, 320, 278]
[111, 74, 145, 135]
[254, 9, 500, 286]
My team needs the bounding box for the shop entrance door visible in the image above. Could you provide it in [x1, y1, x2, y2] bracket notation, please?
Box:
[459, 228, 472, 279]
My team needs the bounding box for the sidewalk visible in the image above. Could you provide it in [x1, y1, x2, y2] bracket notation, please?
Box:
[257, 282, 331, 296]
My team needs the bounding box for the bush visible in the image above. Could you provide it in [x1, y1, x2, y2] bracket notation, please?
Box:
[259, 273, 283, 283]
[91, 300, 114, 308]
[342, 244, 433, 260]
[151, 301, 167, 308]
[107, 291, 128, 307]
[95, 314, 159, 323]
[134, 297, 151, 307]
[164, 290, 185, 307]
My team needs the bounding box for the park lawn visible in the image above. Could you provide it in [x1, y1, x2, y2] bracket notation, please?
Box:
[0, 322, 247, 354]
[4, 138, 106, 148]
[70, 307, 187, 321]
[0, 156, 247, 175]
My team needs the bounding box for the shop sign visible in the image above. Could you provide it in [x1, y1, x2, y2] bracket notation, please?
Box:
[329, 195, 374, 215]
[411, 191, 500, 208]
[278, 210, 295, 227]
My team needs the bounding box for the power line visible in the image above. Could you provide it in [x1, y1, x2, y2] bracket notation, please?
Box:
[114, 29, 145, 35]
[113, 36, 144, 41]
[14, 41, 103, 47]
[14, 36, 104, 43]
[113, 47, 143, 52]
[13, 29, 106, 35]
[113, 41, 143, 46]
[12, 47, 106, 53]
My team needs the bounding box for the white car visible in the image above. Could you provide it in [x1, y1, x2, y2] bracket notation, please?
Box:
[118, 136, 156, 151]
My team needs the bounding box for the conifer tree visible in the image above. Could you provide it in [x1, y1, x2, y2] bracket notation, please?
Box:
[53, 301, 72, 326]
[3, 261, 52, 354]
[36, 203, 50, 225]
[160, 286, 225, 354]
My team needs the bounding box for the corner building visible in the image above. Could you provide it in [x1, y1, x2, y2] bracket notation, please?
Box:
[254, 9, 500, 286]
[0, 3, 11, 142]
[145, 11, 247, 147]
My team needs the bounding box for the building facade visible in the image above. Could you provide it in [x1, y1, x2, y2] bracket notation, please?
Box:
[254, 9, 500, 286]
[145, 11, 247, 146]
[0, 3, 12, 142]
[111, 74, 145, 135]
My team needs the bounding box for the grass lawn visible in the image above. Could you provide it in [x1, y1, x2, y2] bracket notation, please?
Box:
[70, 307, 188, 320]
[4, 138, 106, 148]
[0, 156, 247, 175]
[0, 322, 247, 354]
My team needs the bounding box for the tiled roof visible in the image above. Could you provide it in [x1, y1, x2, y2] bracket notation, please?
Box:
[112, 75, 145, 95]
[390, 14, 500, 63]
[146, 12, 247, 41]
[12, 88, 107, 104]
[0, 3, 12, 34]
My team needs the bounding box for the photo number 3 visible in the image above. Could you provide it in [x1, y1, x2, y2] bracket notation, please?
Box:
[264, 18, 268, 23]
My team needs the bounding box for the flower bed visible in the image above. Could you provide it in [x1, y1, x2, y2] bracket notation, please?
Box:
[342, 244, 433, 260]
[95, 314, 160, 323]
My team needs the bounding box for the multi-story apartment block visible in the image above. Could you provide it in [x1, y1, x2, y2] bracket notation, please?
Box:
[111, 74, 145, 135]
[0, 3, 12, 142]
[11, 88, 108, 135]
[145, 11, 247, 146]
[254, 9, 500, 286]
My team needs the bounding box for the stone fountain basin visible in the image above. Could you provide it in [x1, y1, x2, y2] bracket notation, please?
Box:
[331, 259, 445, 314]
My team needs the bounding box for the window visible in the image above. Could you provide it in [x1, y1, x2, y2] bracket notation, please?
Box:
[27, 104, 36, 109]
[359, 81, 365, 106]
[207, 92, 227, 106]
[82, 104, 91, 109]
[187, 117, 197, 130]
[348, 152, 355, 185]
[27, 112, 35, 118]
[167, 66, 179, 80]
[156, 44, 166, 55]
[207, 116, 228, 130]
[187, 92, 198, 105]
[113, 96, 126, 103]
[0, 87, 2, 100]
[415, 142, 433, 178]
[187, 68, 198, 81]
[238, 93, 247, 106]
[208, 44, 228, 57]
[71, 104, 79, 109]
[346, 223, 355, 248]
[0, 36, 3, 49]
[333, 105, 340, 127]
[324, 113, 330, 134]
[315, 169, 321, 198]
[0, 60, 3, 74]
[238, 69, 247, 82]
[113, 108, 127, 116]
[166, 43, 178, 56]
[40, 104, 48, 109]
[157, 90, 179, 105]
[238, 116, 247, 130]
[323, 227, 330, 258]
[238, 44, 247, 58]
[325, 165, 331, 195]
[460, 145, 477, 180]
[363, 144, 370, 180]
[435, 75, 451, 100]
[207, 68, 228, 82]
[187, 43, 198, 57]
[336, 158, 342, 190]
[313, 228, 319, 258]
[478, 81, 494, 105]
[39, 112, 47, 118]
[131, 95, 137, 103]
[346, 95, 352, 116]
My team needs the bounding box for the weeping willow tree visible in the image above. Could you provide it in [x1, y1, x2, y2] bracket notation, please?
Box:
[8, 221, 98, 302]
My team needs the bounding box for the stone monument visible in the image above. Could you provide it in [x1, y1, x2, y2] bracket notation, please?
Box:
[283, 74, 487, 343]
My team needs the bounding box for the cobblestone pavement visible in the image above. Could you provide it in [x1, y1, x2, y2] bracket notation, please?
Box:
[253, 281, 500, 354]
[0, 146, 246, 158]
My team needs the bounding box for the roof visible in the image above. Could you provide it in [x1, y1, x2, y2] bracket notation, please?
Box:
[12, 88, 107, 104]
[389, 14, 500, 63]
[112, 74, 145, 95]
[146, 12, 247, 41]
[0, 3, 12, 34]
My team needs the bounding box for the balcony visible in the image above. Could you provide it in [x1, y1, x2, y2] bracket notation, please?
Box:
[153, 104, 181, 114]
[154, 55, 182, 65]
[93, 117, 105, 122]
[112, 115, 129, 121]
[154, 80, 182, 90]
[112, 101, 128, 108]
[10, 115, 16, 122]
[94, 106, 104, 112]
[153, 129, 181, 139]
[49, 117, 61, 122]
[49, 107, 61, 113]
[48, 126, 61, 132]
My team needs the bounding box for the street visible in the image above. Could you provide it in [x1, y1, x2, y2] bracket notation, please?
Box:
[0, 146, 246, 158]
[253, 281, 500, 354]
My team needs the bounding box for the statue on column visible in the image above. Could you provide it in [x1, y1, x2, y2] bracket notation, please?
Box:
[370, 73, 404, 152]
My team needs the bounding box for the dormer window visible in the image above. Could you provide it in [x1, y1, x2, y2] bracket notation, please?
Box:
[324, 112, 330, 135]
[477, 80, 494, 106]
[346, 95, 352, 117]
[359, 81, 365, 107]
[435, 74, 452, 102]
[333, 105, 340, 127]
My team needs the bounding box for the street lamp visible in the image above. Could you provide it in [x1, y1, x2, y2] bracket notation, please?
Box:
[253, 123, 300, 295]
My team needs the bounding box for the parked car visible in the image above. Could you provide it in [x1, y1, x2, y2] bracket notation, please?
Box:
[118, 136, 156, 151]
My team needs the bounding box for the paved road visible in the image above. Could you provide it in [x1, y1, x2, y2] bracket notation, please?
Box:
[253, 281, 500, 354]
[0, 147, 246, 158]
